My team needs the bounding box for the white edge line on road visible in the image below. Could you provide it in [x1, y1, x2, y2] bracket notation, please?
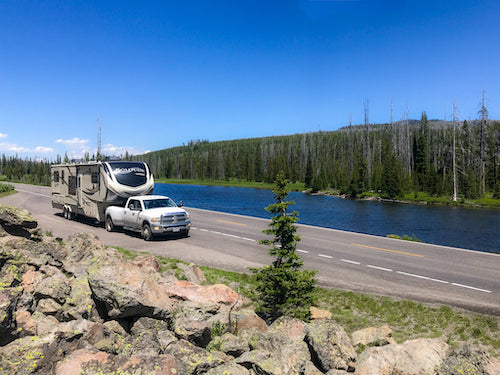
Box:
[195, 227, 257, 242]
[367, 265, 393, 272]
[297, 249, 309, 254]
[451, 283, 492, 293]
[429, 278, 449, 284]
[341, 259, 361, 265]
[397, 271, 430, 280]
[16, 189, 52, 198]
[318, 254, 333, 259]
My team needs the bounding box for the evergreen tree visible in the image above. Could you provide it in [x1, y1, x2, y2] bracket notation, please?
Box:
[251, 171, 317, 322]
[382, 152, 403, 198]
[304, 150, 313, 188]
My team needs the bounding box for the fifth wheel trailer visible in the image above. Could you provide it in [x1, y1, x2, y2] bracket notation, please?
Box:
[51, 161, 154, 222]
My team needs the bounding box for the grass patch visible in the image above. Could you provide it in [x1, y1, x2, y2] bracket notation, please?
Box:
[0, 182, 16, 197]
[387, 234, 422, 242]
[155, 178, 305, 192]
[108, 246, 142, 260]
[106, 246, 500, 357]
[402, 192, 500, 209]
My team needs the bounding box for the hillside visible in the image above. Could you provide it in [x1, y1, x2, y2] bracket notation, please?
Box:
[132, 117, 500, 201]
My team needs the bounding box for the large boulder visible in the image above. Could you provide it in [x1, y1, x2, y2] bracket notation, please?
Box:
[177, 262, 208, 284]
[165, 339, 231, 374]
[351, 325, 396, 347]
[269, 316, 306, 342]
[87, 256, 174, 320]
[0, 204, 38, 239]
[206, 362, 251, 375]
[304, 319, 357, 372]
[310, 306, 332, 320]
[0, 288, 22, 345]
[208, 332, 250, 357]
[130, 317, 177, 352]
[356, 338, 449, 375]
[33, 265, 71, 305]
[172, 300, 230, 347]
[232, 308, 268, 333]
[165, 280, 238, 305]
[236, 328, 312, 375]
[437, 344, 499, 375]
[62, 233, 116, 277]
[0, 333, 58, 374]
[54, 349, 179, 375]
[1, 236, 66, 270]
[61, 275, 97, 321]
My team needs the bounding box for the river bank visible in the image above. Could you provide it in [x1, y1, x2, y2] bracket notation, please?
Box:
[156, 178, 500, 209]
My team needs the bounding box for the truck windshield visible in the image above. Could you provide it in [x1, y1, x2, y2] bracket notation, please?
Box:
[143, 199, 177, 210]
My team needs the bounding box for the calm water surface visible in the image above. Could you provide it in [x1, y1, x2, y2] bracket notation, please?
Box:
[154, 183, 500, 253]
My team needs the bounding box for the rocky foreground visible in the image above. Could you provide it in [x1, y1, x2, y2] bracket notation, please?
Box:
[0, 203, 499, 375]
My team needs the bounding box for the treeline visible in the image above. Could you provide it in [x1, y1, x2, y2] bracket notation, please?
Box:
[133, 116, 500, 200]
[0, 155, 51, 186]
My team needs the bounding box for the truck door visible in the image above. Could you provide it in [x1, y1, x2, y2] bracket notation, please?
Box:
[123, 199, 142, 229]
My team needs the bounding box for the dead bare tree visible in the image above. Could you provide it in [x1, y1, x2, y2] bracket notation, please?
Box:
[478, 91, 488, 195]
[452, 100, 458, 201]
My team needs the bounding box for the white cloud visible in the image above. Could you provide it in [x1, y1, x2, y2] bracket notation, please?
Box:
[0, 142, 55, 154]
[56, 138, 89, 148]
[34, 146, 54, 153]
[0, 133, 7, 138]
[0, 142, 30, 153]
[102, 143, 145, 157]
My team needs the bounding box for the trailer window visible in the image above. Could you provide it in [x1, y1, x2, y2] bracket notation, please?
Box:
[91, 173, 99, 184]
[68, 176, 77, 195]
[107, 162, 148, 187]
[53, 171, 60, 183]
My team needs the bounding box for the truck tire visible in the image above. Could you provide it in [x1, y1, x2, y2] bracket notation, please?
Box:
[105, 216, 114, 232]
[142, 223, 153, 241]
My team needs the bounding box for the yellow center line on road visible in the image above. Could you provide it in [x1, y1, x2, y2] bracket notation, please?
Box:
[352, 243, 424, 258]
[217, 219, 247, 227]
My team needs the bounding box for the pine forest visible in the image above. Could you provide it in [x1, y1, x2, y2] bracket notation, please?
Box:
[130, 114, 499, 202]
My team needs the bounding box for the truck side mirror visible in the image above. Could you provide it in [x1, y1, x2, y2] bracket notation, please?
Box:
[178, 201, 184, 207]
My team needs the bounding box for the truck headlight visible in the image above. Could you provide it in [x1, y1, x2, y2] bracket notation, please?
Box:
[151, 217, 161, 223]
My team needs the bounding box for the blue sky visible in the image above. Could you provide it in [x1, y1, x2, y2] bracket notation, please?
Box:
[1, 0, 499, 159]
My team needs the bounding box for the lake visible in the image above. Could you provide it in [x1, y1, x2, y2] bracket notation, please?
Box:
[154, 183, 500, 253]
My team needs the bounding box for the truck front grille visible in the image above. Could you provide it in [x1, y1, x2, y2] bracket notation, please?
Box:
[162, 214, 188, 225]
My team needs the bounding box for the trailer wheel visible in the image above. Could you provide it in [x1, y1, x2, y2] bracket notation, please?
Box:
[105, 216, 114, 232]
[63, 207, 70, 220]
[142, 223, 153, 241]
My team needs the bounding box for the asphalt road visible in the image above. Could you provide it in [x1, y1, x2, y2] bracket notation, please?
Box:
[2, 183, 499, 315]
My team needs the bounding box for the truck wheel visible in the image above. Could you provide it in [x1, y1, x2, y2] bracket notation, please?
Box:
[142, 223, 153, 241]
[105, 216, 114, 232]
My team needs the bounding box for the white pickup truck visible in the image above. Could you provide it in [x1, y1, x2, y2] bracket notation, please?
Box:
[104, 195, 191, 240]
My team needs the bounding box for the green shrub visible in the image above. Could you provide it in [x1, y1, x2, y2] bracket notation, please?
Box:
[0, 182, 15, 193]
